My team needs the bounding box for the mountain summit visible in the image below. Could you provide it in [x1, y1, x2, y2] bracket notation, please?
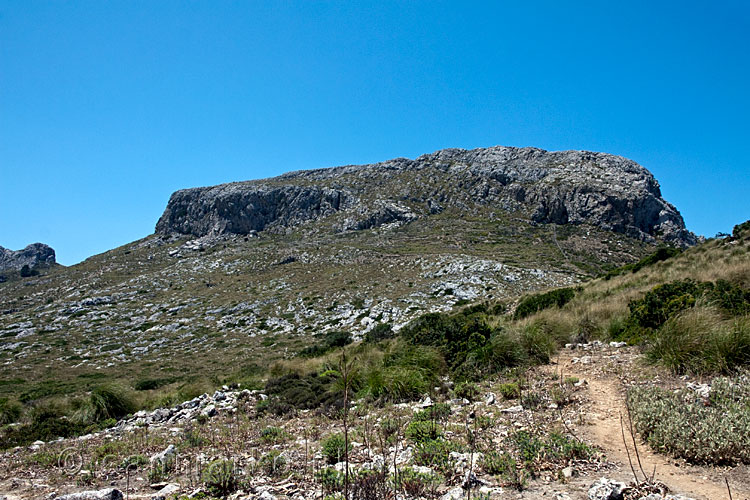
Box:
[156, 146, 695, 246]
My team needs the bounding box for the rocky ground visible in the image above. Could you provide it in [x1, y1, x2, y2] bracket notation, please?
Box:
[2, 342, 747, 500]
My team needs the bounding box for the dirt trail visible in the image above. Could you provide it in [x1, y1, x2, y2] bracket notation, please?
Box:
[552, 352, 749, 500]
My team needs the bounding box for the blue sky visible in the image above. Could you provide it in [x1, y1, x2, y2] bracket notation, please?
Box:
[1, 1, 748, 265]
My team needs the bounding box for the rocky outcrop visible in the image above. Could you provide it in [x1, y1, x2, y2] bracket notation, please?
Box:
[156, 184, 349, 237]
[155, 146, 696, 246]
[0, 243, 56, 271]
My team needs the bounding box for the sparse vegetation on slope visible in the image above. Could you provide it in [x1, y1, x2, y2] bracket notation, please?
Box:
[627, 372, 750, 464]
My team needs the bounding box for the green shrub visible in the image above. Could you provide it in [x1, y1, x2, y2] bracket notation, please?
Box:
[520, 322, 559, 364]
[405, 420, 442, 443]
[202, 459, 238, 496]
[412, 403, 452, 422]
[412, 439, 459, 473]
[321, 433, 350, 464]
[604, 247, 682, 279]
[514, 287, 575, 320]
[400, 309, 528, 380]
[732, 220, 750, 240]
[259, 450, 286, 476]
[259, 426, 288, 444]
[481, 450, 525, 489]
[513, 431, 592, 471]
[134, 377, 176, 391]
[298, 330, 353, 357]
[453, 381, 480, 401]
[646, 311, 750, 374]
[316, 467, 344, 493]
[361, 343, 445, 401]
[498, 382, 520, 400]
[364, 323, 395, 343]
[627, 377, 750, 464]
[262, 372, 337, 414]
[1, 405, 90, 449]
[395, 467, 443, 497]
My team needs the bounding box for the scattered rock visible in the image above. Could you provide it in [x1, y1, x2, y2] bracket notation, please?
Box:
[588, 478, 627, 500]
[56, 489, 123, 500]
[150, 445, 176, 466]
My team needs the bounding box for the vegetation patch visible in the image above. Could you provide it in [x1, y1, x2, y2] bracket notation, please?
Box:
[514, 287, 576, 320]
[604, 246, 682, 280]
[627, 374, 750, 464]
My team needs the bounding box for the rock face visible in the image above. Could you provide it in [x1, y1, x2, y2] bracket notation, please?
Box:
[157, 146, 695, 245]
[0, 243, 56, 271]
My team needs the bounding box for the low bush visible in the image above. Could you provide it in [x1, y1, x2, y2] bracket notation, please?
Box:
[321, 433, 350, 464]
[412, 403, 451, 422]
[627, 375, 750, 464]
[400, 309, 540, 381]
[498, 382, 520, 400]
[259, 450, 286, 476]
[395, 467, 442, 497]
[298, 331, 353, 357]
[520, 322, 560, 364]
[411, 439, 459, 473]
[1, 404, 91, 449]
[405, 420, 442, 443]
[360, 343, 445, 402]
[202, 459, 238, 496]
[259, 426, 289, 444]
[134, 377, 177, 391]
[514, 287, 575, 320]
[513, 431, 593, 473]
[316, 466, 344, 493]
[88, 385, 136, 421]
[453, 381, 479, 401]
[364, 323, 395, 343]
[481, 450, 525, 490]
[261, 372, 337, 415]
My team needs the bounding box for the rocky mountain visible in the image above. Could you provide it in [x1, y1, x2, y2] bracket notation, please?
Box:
[0, 243, 56, 271]
[0, 146, 694, 412]
[156, 146, 695, 246]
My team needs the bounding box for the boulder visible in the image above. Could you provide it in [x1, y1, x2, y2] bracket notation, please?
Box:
[56, 489, 123, 500]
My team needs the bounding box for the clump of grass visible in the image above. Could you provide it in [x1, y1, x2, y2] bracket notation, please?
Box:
[627, 373, 750, 464]
[646, 309, 750, 374]
[0, 397, 21, 425]
[88, 385, 136, 421]
[359, 342, 445, 402]
[1, 403, 90, 449]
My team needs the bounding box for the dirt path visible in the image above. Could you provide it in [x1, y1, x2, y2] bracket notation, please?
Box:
[552, 352, 749, 500]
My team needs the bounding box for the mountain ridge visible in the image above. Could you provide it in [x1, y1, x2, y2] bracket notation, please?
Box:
[156, 146, 696, 246]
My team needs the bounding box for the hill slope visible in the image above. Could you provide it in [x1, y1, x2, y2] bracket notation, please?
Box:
[0, 146, 692, 406]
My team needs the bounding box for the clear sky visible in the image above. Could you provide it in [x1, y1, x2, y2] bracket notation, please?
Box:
[1, 1, 748, 265]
